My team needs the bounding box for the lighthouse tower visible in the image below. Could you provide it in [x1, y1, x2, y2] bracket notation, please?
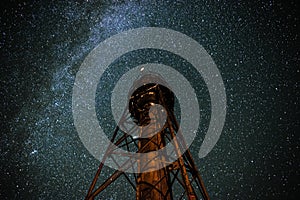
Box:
[85, 74, 210, 200]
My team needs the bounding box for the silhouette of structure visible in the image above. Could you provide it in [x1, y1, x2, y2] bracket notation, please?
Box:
[85, 74, 210, 200]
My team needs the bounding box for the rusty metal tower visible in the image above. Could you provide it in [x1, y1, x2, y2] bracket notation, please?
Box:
[85, 74, 210, 200]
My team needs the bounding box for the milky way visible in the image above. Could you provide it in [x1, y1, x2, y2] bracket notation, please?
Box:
[1, 0, 299, 199]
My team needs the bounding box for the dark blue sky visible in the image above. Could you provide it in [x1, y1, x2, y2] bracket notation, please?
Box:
[1, 0, 299, 199]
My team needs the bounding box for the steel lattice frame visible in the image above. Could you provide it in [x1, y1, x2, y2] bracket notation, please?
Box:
[85, 84, 210, 200]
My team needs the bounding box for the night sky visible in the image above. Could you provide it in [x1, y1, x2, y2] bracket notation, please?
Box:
[1, 0, 299, 199]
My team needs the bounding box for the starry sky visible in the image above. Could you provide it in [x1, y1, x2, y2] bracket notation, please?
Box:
[1, 0, 299, 199]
